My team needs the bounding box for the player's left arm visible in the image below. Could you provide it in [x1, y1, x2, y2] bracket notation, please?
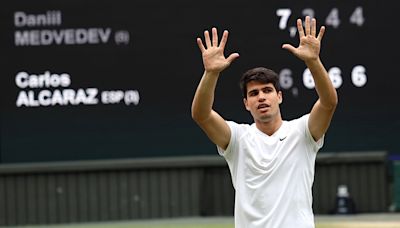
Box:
[282, 16, 338, 141]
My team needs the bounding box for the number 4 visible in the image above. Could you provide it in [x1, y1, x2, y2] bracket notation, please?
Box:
[350, 6, 364, 26]
[325, 8, 340, 28]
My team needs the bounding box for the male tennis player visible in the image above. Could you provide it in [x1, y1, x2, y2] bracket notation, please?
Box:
[191, 16, 337, 228]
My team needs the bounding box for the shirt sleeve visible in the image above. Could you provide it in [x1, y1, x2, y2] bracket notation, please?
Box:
[302, 114, 324, 152]
[217, 121, 238, 156]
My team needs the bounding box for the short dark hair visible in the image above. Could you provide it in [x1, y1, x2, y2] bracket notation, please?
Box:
[239, 67, 280, 98]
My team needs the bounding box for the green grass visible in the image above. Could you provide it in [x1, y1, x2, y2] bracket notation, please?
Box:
[7, 219, 234, 228]
[316, 223, 400, 228]
[10, 223, 400, 228]
[7, 216, 400, 228]
[80, 223, 398, 228]
[67, 224, 232, 228]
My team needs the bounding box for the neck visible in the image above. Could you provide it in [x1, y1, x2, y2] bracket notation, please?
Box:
[255, 114, 283, 136]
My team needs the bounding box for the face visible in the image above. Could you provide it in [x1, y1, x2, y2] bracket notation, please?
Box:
[243, 81, 282, 123]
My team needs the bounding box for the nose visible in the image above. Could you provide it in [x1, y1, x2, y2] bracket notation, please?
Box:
[258, 91, 267, 101]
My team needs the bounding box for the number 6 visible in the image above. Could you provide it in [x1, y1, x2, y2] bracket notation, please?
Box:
[351, 65, 367, 87]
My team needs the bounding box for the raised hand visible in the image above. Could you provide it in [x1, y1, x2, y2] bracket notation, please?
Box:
[282, 16, 325, 62]
[197, 28, 239, 74]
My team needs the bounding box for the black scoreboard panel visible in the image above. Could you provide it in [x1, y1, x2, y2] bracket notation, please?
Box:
[1, 0, 398, 163]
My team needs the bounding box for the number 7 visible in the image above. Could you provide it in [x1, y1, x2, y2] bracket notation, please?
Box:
[276, 8, 292, 30]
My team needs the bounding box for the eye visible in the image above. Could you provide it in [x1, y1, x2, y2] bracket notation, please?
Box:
[262, 87, 273, 93]
[248, 90, 258, 97]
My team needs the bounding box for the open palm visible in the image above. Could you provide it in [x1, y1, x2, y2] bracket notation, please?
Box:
[197, 28, 239, 73]
[282, 16, 325, 62]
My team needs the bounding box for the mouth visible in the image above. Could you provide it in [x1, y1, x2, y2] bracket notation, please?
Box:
[257, 103, 270, 110]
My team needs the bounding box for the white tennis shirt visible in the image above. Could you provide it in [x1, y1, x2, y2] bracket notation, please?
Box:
[218, 114, 323, 228]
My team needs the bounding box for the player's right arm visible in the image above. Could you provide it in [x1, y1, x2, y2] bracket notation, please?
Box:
[191, 28, 239, 150]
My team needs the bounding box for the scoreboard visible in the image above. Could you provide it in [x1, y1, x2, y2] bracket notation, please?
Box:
[1, 0, 398, 163]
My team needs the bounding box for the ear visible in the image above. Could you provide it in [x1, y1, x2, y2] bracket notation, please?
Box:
[243, 98, 250, 111]
[278, 91, 283, 104]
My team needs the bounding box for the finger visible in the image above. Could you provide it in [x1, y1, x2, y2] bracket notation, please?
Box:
[282, 44, 297, 55]
[305, 16, 311, 36]
[204, 30, 211, 48]
[317, 26, 326, 41]
[297, 19, 305, 38]
[311, 18, 316, 37]
[197, 38, 206, 53]
[226, 53, 240, 64]
[219, 30, 229, 49]
[212, 27, 218, 47]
